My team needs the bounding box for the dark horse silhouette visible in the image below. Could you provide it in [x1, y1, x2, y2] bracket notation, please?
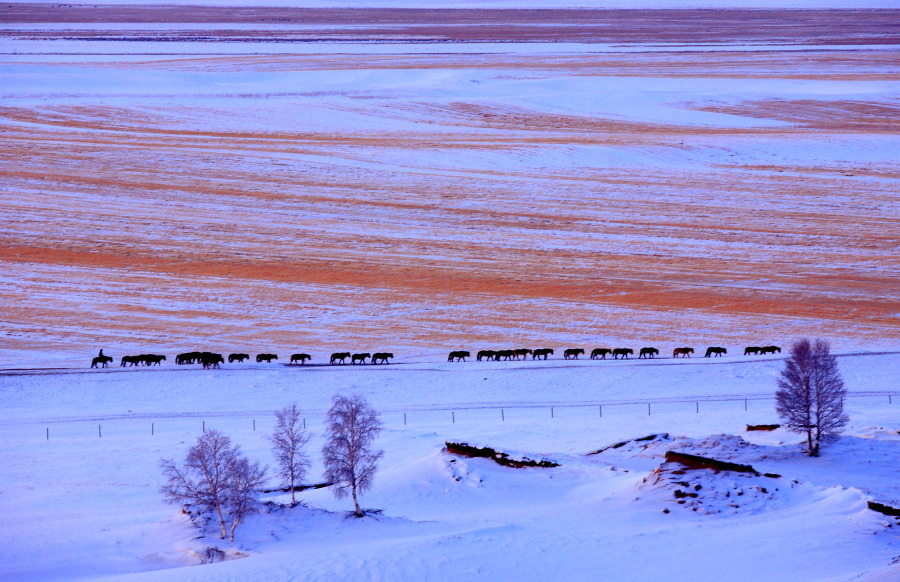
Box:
[351, 353, 371, 364]
[759, 345, 781, 355]
[201, 353, 224, 369]
[91, 355, 113, 368]
[705, 347, 727, 358]
[477, 350, 496, 361]
[290, 353, 311, 365]
[513, 348, 533, 360]
[744, 346, 761, 356]
[673, 347, 694, 358]
[533, 348, 554, 360]
[372, 352, 393, 364]
[564, 348, 585, 360]
[639, 347, 659, 359]
[176, 352, 202, 365]
[448, 350, 470, 362]
[613, 348, 633, 359]
[256, 353, 278, 363]
[591, 348, 612, 360]
[228, 353, 250, 363]
[330, 352, 350, 364]
[120, 355, 141, 367]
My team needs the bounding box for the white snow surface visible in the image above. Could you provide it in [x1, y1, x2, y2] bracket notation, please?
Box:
[1, 352, 899, 581]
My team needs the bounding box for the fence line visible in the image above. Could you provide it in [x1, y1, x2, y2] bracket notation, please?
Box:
[16, 392, 896, 441]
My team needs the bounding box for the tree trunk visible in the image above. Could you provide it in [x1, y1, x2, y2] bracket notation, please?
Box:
[290, 476, 296, 505]
[214, 504, 228, 539]
[229, 517, 240, 542]
[352, 483, 362, 517]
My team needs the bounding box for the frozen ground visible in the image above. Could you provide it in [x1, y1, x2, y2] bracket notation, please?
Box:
[0, 351, 898, 581]
[0, 6, 898, 580]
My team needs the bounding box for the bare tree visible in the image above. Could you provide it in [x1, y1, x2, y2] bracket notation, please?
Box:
[161, 430, 267, 541]
[322, 394, 383, 517]
[775, 338, 848, 457]
[267, 403, 311, 504]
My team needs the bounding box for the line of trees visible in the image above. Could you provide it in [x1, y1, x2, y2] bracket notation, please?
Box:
[160, 393, 383, 541]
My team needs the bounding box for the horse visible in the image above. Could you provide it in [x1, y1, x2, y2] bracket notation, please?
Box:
[176, 351, 203, 365]
[760, 345, 781, 355]
[91, 355, 113, 368]
[613, 348, 633, 360]
[564, 348, 585, 360]
[591, 348, 612, 360]
[496, 350, 515, 361]
[533, 348, 554, 360]
[372, 352, 393, 364]
[639, 347, 659, 359]
[672, 347, 693, 358]
[705, 347, 727, 358]
[228, 353, 249, 363]
[351, 353, 371, 365]
[477, 350, 496, 361]
[448, 350, 470, 362]
[256, 353, 278, 363]
[201, 353, 224, 369]
[513, 348, 533, 360]
[144, 354, 166, 366]
[120, 355, 141, 367]
[330, 352, 350, 364]
[744, 346, 761, 356]
[290, 353, 311, 365]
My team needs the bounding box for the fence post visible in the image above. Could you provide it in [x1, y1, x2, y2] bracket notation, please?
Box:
[46, 427, 49, 440]
[452, 411, 455, 424]
[744, 399, 748, 411]
[98, 424, 102, 438]
[404, 413, 407, 426]
[501, 409, 505, 422]
[599, 404, 602, 418]
[152, 422, 154, 436]
[647, 403, 651, 416]
[696, 402, 699, 414]
[551, 407, 554, 418]
[303, 418, 306, 429]
[253, 419, 256, 431]
[202, 421, 205, 433]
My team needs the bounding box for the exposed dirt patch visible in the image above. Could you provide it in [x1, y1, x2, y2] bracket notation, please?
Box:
[1, 9, 898, 358]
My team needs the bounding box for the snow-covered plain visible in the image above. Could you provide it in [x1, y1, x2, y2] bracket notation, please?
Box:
[1, 352, 899, 581]
[1, 4, 899, 580]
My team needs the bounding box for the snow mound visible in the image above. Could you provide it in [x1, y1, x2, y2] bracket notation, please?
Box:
[639, 456, 786, 515]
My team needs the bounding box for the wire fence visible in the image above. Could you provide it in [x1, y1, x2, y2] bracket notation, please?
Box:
[8, 392, 897, 443]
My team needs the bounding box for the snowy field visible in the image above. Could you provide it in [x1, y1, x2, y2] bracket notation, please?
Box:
[1, 351, 899, 581]
[1, 4, 899, 581]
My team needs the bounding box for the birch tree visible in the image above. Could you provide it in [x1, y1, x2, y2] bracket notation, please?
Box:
[267, 403, 311, 504]
[161, 430, 266, 541]
[322, 394, 383, 517]
[775, 338, 848, 457]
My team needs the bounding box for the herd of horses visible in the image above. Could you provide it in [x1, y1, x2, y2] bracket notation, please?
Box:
[447, 345, 780, 362]
[89, 350, 394, 368]
[90, 345, 781, 369]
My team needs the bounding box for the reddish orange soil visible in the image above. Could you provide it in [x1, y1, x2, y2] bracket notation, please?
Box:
[1, 8, 898, 359]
